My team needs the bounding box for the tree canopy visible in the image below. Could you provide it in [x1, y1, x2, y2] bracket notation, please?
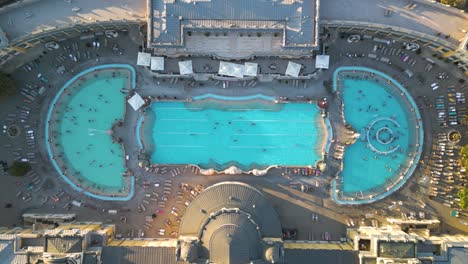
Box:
[0, 72, 16, 98]
[440, 0, 467, 10]
[8, 161, 31, 177]
[457, 188, 468, 210]
[460, 144, 468, 171]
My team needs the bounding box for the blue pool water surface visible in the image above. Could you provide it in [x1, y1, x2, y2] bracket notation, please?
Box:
[341, 77, 417, 193]
[49, 69, 128, 192]
[146, 100, 325, 169]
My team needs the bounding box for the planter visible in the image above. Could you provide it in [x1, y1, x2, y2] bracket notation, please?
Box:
[448, 130, 461, 143]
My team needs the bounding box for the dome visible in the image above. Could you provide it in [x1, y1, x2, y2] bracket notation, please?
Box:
[202, 211, 261, 263]
[178, 182, 282, 263]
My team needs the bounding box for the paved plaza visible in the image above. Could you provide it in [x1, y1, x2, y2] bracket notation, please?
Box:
[321, 0, 468, 45]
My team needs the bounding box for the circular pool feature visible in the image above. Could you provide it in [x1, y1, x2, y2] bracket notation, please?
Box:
[376, 127, 393, 145]
[7, 125, 20, 138]
[365, 117, 402, 155]
[332, 67, 423, 204]
[45, 64, 136, 201]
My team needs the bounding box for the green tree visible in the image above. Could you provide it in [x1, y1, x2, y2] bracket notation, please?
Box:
[0, 72, 16, 98]
[440, 0, 467, 10]
[460, 144, 468, 171]
[457, 188, 468, 210]
[8, 161, 31, 177]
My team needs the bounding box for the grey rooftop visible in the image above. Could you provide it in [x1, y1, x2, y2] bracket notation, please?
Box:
[148, 0, 320, 49]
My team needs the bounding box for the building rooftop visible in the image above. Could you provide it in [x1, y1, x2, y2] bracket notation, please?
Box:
[178, 181, 283, 263]
[434, 247, 468, 264]
[102, 246, 181, 264]
[378, 241, 416, 259]
[179, 181, 282, 238]
[148, 0, 320, 52]
[284, 248, 359, 264]
[45, 236, 83, 253]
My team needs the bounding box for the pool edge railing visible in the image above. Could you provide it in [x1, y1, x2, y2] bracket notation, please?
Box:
[136, 114, 145, 151]
[192, 93, 276, 102]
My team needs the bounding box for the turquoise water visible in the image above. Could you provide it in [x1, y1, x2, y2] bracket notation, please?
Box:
[341, 76, 417, 194]
[146, 100, 324, 169]
[49, 69, 128, 192]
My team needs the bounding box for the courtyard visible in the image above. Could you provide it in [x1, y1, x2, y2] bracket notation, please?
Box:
[0, 20, 466, 245]
[0, 4, 468, 260]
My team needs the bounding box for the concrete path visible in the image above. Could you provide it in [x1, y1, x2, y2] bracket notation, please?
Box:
[0, 0, 466, 47]
[321, 0, 468, 45]
[0, 0, 146, 40]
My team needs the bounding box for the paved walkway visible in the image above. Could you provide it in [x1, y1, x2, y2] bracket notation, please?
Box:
[321, 0, 468, 45]
[0, 0, 146, 40]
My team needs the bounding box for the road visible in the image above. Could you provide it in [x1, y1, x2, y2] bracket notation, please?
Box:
[321, 0, 468, 45]
[0, 0, 146, 40]
[0, 0, 466, 46]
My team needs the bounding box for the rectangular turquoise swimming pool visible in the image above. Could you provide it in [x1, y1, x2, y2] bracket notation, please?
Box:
[145, 100, 325, 169]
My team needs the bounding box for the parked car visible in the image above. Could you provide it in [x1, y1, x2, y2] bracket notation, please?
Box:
[105, 30, 119, 38]
[45, 42, 60, 50]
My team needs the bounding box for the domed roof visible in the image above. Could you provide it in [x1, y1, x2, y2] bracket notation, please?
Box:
[178, 182, 282, 263]
[202, 211, 261, 263]
[179, 182, 281, 238]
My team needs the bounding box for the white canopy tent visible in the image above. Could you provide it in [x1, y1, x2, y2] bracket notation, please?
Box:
[315, 55, 330, 69]
[128, 93, 145, 111]
[218, 61, 245, 78]
[285, 61, 301, 77]
[178, 60, 194, 75]
[244, 62, 258, 77]
[137, 52, 151, 67]
[150, 56, 164, 71]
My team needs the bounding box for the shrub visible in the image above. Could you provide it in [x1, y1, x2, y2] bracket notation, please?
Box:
[0, 72, 16, 98]
[8, 161, 31, 177]
[457, 188, 468, 210]
[440, 0, 467, 10]
[460, 144, 468, 171]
